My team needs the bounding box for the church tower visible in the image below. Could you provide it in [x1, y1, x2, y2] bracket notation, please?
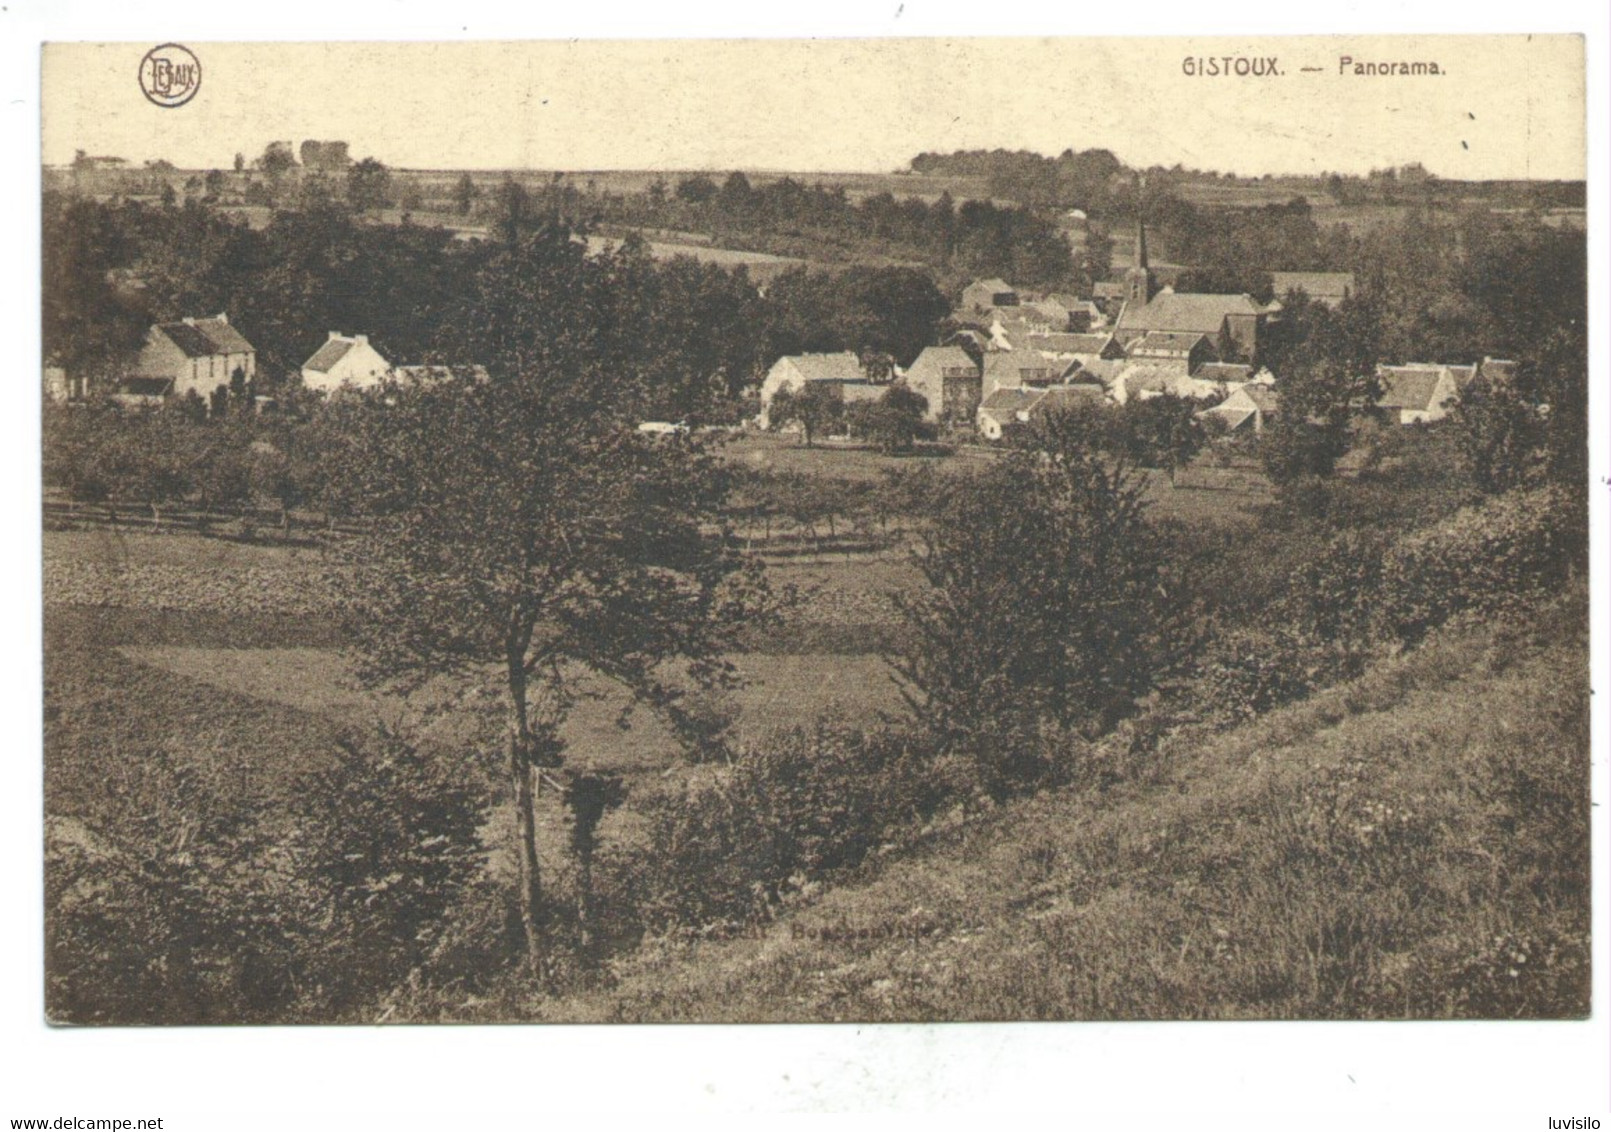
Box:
[1124, 214, 1156, 309]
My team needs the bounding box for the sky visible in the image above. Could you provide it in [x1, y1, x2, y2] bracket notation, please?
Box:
[42, 35, 1586, 181]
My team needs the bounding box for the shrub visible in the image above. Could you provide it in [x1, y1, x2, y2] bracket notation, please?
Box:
[1380, 484, 1582, 643]
[284, 727, 489, 1018]
[607, 724, 943, 932]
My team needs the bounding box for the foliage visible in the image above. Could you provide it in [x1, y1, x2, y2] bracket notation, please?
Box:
[767, 383, 845, 447]
[346, 157, 393, 213]
[846, 382, 934, 455]
[609, 724, 944, 931]
[285, 727, 488, 1017]
[893, 444, 1173, 800]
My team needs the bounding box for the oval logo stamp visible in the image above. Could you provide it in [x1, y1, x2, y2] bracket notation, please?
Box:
[138, 43, 201, 108]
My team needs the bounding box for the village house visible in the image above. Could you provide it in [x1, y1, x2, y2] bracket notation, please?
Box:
[300, 332, 393, 393]
[902, 345, 982, 426]
[1200, 383, 1280, 434]
[982, 351, 1061, 396]
[120, 313, 256, 403]
[976, 383, 1105, 441]
[1026, 332, 1125, 361]
[1376, 364, 1462, 425]
[1124, 330, 1217, 374]
[960, 278, 1021, 316]
[1270, 271, 1356, 309]
[757, 351, 890, 430]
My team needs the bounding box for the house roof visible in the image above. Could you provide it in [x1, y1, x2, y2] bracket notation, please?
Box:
[1116, 292, 1264, 336]
[1028, 384, 1107, 416]
[1240, 385, 1280, 413]
[1476, 357, 1517, 384]
[968, 278, 1015, 296]
[778, 352, 865, 383]
[1202, 403, 1258, 431]
[1094, 281, 1128, 298]
[979, 387, 1044, 415]
[1377, 366, 1453, 412]
[1068, 358, 1125, 385]
[983, 351, 1059, 385]
[1194, 362, 1254, 383]
[904, 345, 979, 382]
[158, 316, 255, 358]
[303, 338, 355, 373]
[1027, 332, 1114, 356]
[1130, 331, 1212, 355]
[1270, 272, 1355, 301]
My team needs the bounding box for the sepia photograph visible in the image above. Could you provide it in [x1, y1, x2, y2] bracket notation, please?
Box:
[11, 3, 1609, 1120]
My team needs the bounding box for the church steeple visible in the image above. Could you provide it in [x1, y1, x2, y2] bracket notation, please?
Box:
[1124, 213, 1156, 309]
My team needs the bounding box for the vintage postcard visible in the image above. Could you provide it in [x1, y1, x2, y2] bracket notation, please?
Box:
[39, 33, 1589, 1041]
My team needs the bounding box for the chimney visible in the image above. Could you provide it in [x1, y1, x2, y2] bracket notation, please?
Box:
[328, 331, 342, 340]
[216, 312, 228, 324]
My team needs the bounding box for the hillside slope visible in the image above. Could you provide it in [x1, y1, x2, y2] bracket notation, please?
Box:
[537, 594, 1589, 1022]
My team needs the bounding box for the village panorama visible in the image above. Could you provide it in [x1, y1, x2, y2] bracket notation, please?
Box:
[43, 137, 1587, 1024]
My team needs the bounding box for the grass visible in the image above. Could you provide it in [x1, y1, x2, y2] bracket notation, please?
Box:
[528, 592, 1589, 1022]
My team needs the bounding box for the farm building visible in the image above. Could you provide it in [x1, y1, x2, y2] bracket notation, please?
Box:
[1125, 330, 1217, 374]
[1200, 383, 1280, 433]
[119, 313, 256, 403]
[1270, 271, 1356, 308]
[1376, 364, 1461, 425]
[961, 278, 1021, 315]
[982, 351, 1061, 396]
[757, 352, 887, 430]
[1113, 288, 1268, 362]
[976, 383, 1106, 440]
[902, 345, 982, 425]
[300, 333, 393, 393]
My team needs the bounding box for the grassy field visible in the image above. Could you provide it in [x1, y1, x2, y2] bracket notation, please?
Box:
[535, 591, 1589, 1022]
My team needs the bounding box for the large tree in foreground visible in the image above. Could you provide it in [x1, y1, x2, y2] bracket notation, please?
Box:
[335, 224, 766, 969]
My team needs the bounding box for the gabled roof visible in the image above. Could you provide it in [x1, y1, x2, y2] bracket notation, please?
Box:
[979, 387, 1044, 415]
[1029, 384, 1107, 417]
[983, 351, 1059, 385]
[157, 316, 255, 358]
[1116, 292, 1264, 336]
[776, 352, 865, 383]
[968, 277, 1015, 296]
[1068, 358, 1125, 385]
[303, 338, 355, 373]
[904, 345, 980, 382]
[1240, 384, 1280, 413]
[1194, 362, 1254, 383]
[1377, 366, 1454, 412]
[1027, 332, 1114, 356]
[1130, 330, 1212, 355]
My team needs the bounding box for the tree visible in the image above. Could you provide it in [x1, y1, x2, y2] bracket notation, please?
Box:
[1259, 295, 1381, 492]
[334, 224, 766, 970]
[847, 382, 932, 455]
[1116, 393, 1208, 483]
[233, 153, 246, 173]
[767, 382, 843, 447]
[346, 157, 393, 213]
[893, 444, 1169, 800]
[452, 172, 480, 217]
[257, 141, 297, 176]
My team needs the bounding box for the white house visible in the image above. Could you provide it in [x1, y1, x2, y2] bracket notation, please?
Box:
[757, 352, 883, 430]
[301, 333, 393, 393]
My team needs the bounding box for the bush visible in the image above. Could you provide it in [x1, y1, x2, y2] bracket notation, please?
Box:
[1380, 484, 1582, 643]
[285, 727, 489, 1018]
[605, 724, 945, 932]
